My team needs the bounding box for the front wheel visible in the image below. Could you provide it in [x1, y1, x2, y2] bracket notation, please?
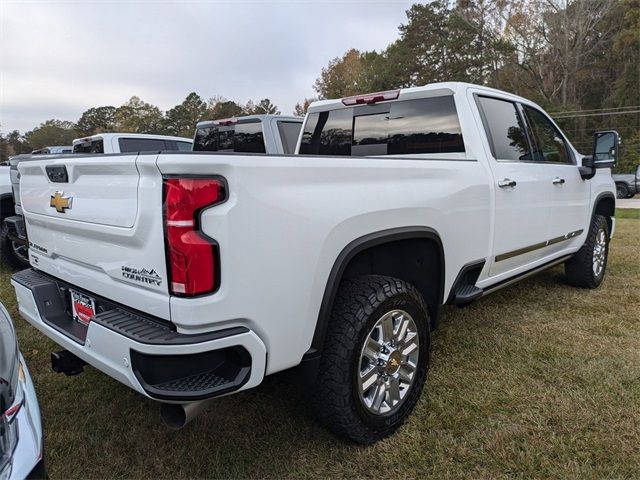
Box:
[311, 275, 431, 444]
[565, 214, 609, 288]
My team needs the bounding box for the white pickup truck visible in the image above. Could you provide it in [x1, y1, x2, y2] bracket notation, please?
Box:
[1, 134, 192, 268]
[11, 83, 617, 444]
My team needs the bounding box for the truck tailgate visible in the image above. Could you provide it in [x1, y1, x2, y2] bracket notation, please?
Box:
[18, 154, 171, 320]
[20, 156, 139, 227]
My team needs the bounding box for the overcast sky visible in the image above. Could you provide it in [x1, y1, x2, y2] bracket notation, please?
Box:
[0, 0, 414, 132]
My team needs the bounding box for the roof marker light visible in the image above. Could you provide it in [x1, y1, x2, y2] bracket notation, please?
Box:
[341, 89, 400, 106]
[213, 118, 238, 126]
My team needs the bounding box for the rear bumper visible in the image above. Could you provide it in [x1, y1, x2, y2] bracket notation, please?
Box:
[11, 269, 267, 402]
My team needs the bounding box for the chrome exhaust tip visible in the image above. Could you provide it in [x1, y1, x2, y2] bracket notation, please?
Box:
[160, 401, 211, 430]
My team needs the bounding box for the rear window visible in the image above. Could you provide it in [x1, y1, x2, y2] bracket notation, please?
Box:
[277, 121, 303, 154]
[119, 138, 168, 152]
[299, 96, 465, 156]
[193, 121, 266, 153]
[73, 139, 104, 154]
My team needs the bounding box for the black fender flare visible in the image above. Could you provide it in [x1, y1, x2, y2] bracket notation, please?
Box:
[591, 191, 616, 219]
[306, 226, 445, 359]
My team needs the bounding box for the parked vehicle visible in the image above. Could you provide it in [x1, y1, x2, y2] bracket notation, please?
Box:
[612, 165, 639, 198]
[1, 146, 72, 248]
[1, 134, 193, 269]
[193, 115, 302, 154]
[0, 163, 12, 227]
[10, 83, 617, 444]
[31, 146, 72, 155]
[0, 302, 45, 479]
[1, 154, 41, 269]
[72, 133, 192, 154]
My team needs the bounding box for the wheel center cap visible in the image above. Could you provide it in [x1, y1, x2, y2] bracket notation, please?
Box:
[385, 350, 402, 375]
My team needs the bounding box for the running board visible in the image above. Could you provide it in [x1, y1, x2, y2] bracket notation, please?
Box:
[481, 255, 573, 297]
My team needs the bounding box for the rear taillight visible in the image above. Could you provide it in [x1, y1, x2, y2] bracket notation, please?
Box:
[163, 177, 226, 297]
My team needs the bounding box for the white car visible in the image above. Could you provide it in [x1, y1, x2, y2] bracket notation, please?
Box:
[11, 82, 616, 444]
[0, 303, 45, 480]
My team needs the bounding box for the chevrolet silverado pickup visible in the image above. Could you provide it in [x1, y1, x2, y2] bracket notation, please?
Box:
[10, 83, 617, 444]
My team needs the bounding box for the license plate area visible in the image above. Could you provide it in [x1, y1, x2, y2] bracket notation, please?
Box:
[70, 289, 96, 326]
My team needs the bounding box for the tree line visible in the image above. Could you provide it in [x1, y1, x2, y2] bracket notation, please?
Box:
[0, 94, 279, 159]
[308, 0, 639, 172]
[1, 0, 638, 171]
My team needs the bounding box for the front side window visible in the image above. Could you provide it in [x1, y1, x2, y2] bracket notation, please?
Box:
[477, 96, 531, 161]
[299, 96, 464, 156]
[176, 141, 192, 151]
[522, 106, 572, 164]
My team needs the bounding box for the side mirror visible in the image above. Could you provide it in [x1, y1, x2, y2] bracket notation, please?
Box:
[592, 130, 619, 169]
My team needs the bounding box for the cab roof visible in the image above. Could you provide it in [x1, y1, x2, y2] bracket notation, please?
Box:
[196, 114, 302, 129]
[307, 82, 535, 113]
[72, 133, 192, 145]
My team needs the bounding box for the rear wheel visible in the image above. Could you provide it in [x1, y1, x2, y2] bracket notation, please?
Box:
[311, 275, 431, 444]
[0, 222, 29, 270]
[616, 183, 629, 199]
[565, 214, 609, 288]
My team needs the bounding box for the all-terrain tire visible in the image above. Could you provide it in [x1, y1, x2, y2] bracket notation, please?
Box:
[0, 222, 29, 270]
[565, 214, 609, 288]
[311, 275, 431, 444]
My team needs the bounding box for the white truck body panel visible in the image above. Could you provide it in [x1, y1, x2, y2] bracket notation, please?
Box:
[0, 166, 12, 198]
[12, 82, 615, 402]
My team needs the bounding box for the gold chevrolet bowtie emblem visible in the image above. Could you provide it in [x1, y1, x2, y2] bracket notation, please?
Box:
[50, 191, 73, 213]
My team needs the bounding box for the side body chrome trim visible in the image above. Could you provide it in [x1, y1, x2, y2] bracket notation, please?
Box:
[495, 229, 583, 262]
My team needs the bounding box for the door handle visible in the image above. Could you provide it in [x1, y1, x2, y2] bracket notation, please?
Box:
[552, 177, 565, 185]
[498, 178, 517, 188]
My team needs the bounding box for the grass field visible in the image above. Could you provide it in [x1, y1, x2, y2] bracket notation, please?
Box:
[1, 213, 638, 479]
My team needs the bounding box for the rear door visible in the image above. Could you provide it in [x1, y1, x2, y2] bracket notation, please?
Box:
[474, 95, 553, 277]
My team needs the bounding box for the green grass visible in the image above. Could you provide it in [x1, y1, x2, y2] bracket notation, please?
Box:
[616, 207, 640, 220]
[1, 218, 639, 479]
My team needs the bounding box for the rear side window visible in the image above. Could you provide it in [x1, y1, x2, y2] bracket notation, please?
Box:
[73, 139, 104, 154]
[522, 106, 572, 164]
[476, 96, 531, 161]
[176, 141, 192, 151]
[193, 121, 266, 153]
[299, 96, 464, 156]
[277, 121, 303, 154]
